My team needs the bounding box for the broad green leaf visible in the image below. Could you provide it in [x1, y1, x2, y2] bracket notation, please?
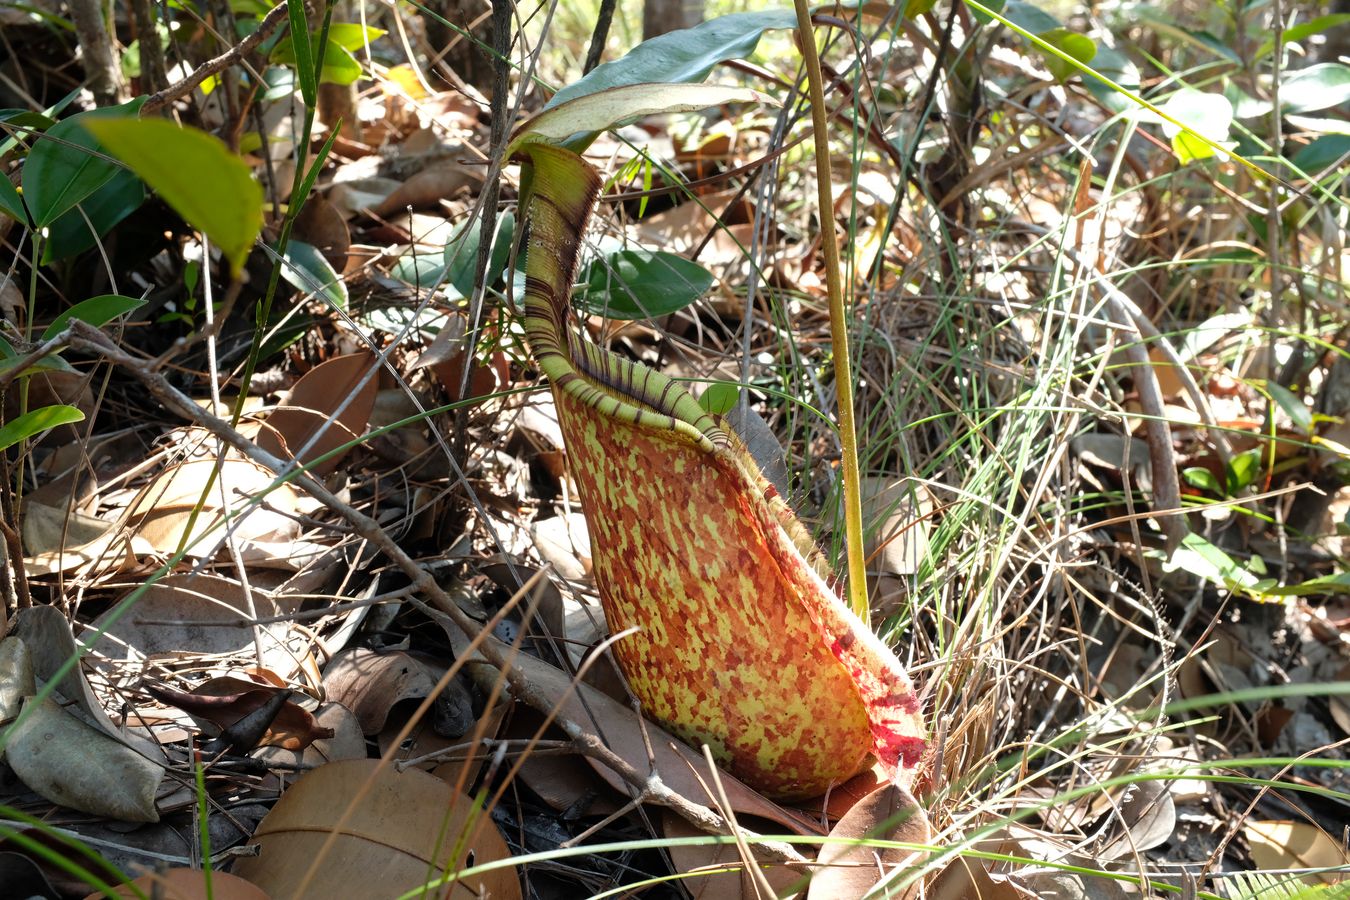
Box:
[1000, 0, 1061, 35]
[699, 381, 740, 416]
[510, 83, 776, 156]
[22, 97, 144, 228]
[281, 240, 347, 308]
[1039, 28, 1096, 83]
[1226, 448, 1262, 495]
[905, 0, 939, 15]
[0, 405, 84, 452]
[1160, 89, 1233, 164]
[578, 249, 714, 319]
[0, 175, 23, 222]
[0, 109, 57, 132]
[1281, 63, 1350, 115]
[444, 212, 515, 297]
[1256, 15, 1350, 60]
[82, 118, 263, 275]
[546, 11, 796, 110]
[391, 251, 446, 290]
[1265, 380, 1312, 433]
[40, 168, 146, 263]
[1291, 134, 1350, 175]
[41, 294, 145, 341]
[325, 22, 385, 52]
[271, 34, 363, 85]
[1182, 467, 1221, 494]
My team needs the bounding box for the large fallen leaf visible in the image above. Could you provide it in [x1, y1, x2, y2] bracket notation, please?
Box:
[1245, 820, 1350, 884]
[22, 501, 134, 577]
[89, 868, 270, 900]
[807, 783, 931, 899]
[126, 456, 301, 556]
[5, 696, 162, 822]
[322, 647, 439, 735]
[232, 758, 520, 899]
[0, 637, 34, 761]
[12, 605, 163, 760]
[84, 573, 304, 680]
[256, 351, 378, 476]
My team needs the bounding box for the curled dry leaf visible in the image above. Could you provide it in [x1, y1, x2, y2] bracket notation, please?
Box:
[256, 351, 378, 476]
[22, 501, 134, 577]
[807, 783, 931, 900]
[322, 647, 439, 734]
[126, 456, 301, 556]
[232, 758, 520, 899]
[1095, 780, 1177, 860]
[5, 697, 163, 823]
[88, 868, 270, 900]
[145, 677, 334, 750]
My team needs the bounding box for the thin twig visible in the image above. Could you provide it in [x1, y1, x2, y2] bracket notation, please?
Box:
[141, 3, 290, 115]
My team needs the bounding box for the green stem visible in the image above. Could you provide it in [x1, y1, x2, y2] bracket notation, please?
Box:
[792, 0, 870, 626]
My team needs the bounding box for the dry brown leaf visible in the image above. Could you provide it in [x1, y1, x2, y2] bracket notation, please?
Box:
[929, 854, 1021, 900]
[292, 194, 351, 272]
[232, 758, 520, 899]
[6, 697, 163, 823]
[371, 162, 478, 216]
[807, 782, 931, 900]
[493, 706, 620, 816]
[322, 647, 439, 734]
[1245, 820, 1350, 884]
[253, 701, 368, 768]
[89, 868, 270, 900]
[662, 810, 809, 899]
[84, 574, 304, 679]
[257, 351, 378, 476]
[126, 457, 301, 556]
[1095, 780, 1176, 859]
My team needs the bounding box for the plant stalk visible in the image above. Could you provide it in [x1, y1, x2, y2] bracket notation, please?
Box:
[792, 0, 870, 626]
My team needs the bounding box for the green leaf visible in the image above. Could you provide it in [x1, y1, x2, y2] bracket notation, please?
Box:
[271, 33, 363, 85]
[577, 249, 714, 319]
[1281, 63, 1350, 115]
[1226, 448, 1262, 495]
[510, 82, 776, 156]
[1256, 571, 1350, 598]
[905, 0, 939, 16]
[40, 168, 146, 264]
[22, 97, 145, 228]
[81, 117, 264, 275]
[0, 405, 84, 452]
[1265, 380, 1312, 433]
[1290, 134, 1350, 175]
[1160, 89, 1234, 164]
[1182, 467, 1221, 494]
[391, 251, 446, 290]
[1256, 14, 1350, 60]
[284, 0, 316, 105]
[1038, 28, 1096, 83]
[0, 109, 57, 132]
[41, 294, 145, 341]
[324, 22, 385, 52]
[281, 241, 347, 308]
[699, 381, 740, 416]
[1000, 0, 1061, 35]
[444, 212, 515, 297]
[546, 11, 796, 110]
[0, 174, 23, 222]
[1161, 531, 1261, 594]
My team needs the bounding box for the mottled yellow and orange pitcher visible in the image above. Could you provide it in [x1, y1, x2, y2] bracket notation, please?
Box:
[517, 142, 925, 800]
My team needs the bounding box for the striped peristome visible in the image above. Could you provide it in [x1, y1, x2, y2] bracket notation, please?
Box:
[516, 141, 926, 800]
